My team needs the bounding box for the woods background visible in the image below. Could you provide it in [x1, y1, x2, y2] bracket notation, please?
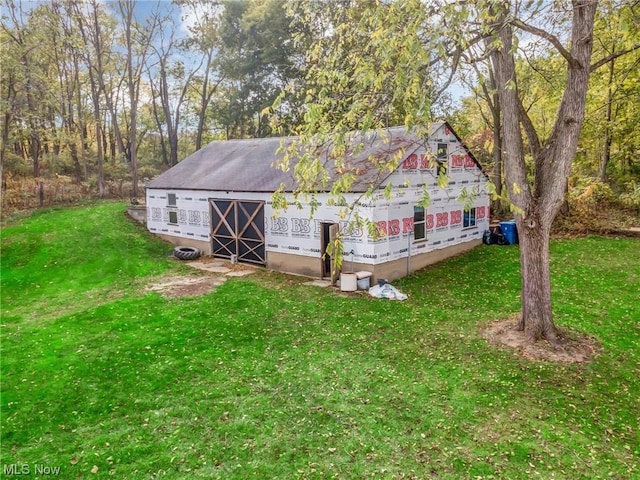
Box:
[1, 0, 638, 222]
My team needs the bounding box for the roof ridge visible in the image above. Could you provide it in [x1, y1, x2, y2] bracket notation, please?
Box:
[206, 122, 445, 144]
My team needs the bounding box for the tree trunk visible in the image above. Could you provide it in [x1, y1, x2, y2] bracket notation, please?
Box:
[491, 100, 503, 215]
[1, 96, 12, 193]
[598, 58, 615, 182]
[195, 51, 214, 152]
[25, 72, 41, 177]
[559, 180, 570, 216]
[150, 92, 169, 166]
[73, 56, 88, 181]
[29, 133, 41, 178]
[69, 142, 83, 184]
[516, 218, 557, 341]
[491, 0, 597, 342]
[95, 115, 105, 197]
[88, 75, 106, 197]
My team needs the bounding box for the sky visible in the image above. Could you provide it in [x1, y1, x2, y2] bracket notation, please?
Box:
[3, 0, 471, 105]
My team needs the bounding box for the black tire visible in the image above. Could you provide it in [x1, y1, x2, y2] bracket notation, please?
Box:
[174, 246, 201, 261]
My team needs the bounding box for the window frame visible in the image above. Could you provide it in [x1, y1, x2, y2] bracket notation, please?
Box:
[167, 192, 178, 225]
[463, 207, 477, 229]
[436, 143, 448, 175]
[436, 143, 448, 161]
[413, 206, 427, 242]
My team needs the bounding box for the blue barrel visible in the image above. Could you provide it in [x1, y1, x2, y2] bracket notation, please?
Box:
[499, 221, 519, 245]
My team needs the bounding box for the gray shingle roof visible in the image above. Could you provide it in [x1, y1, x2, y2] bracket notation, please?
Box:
[145, 123, 473, 193]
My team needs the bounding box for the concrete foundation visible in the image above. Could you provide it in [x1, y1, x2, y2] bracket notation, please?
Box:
[127, 205, 147, 224]
[154, 233, 211, 253]
[265, 239, 482, 282]
[151, 233, 481, 282]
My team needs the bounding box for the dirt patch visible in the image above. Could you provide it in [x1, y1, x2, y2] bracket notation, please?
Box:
[145, 275, 226, 299]
[212, 259, 257, 272]
[482, 318, 599, 363]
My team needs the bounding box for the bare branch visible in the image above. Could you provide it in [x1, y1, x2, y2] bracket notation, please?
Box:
[590, 42, 640, 71]
[510, 18, 575, 66]
[433, 47, 462, 100]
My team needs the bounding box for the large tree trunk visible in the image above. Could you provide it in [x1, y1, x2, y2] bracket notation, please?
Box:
[491, 0, 597, 342]
[517, 218, 557, 341]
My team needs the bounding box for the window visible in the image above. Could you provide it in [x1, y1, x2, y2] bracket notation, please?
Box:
[414, 206, 426, 241]
[463, 208, 477, 228]
[437, 143, 448, 161]
[167, 193, 178, 224]
[436, 143, 448, 175]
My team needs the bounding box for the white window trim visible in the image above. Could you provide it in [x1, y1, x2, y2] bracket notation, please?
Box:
[413, 206, 427, 242]
[462, 207, 477, 229]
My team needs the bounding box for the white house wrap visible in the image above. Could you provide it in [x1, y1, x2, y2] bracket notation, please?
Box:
[146, 122, 490, 281]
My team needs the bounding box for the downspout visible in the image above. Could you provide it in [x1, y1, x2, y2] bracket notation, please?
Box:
[407, 231, 412, 276]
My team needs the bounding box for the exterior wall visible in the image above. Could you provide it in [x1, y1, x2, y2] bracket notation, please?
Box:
[146, 190, 269, 254]
[127, 205, 147, 224]
[263, 193, 376, 261]
[145, 123, 490, 278]
[152, 232, 210, 253]
[266, 251, 322, 278]
[368, 123, 490, 265]
[145, 189, 371, 259]
[264, 239, 481, 282]
[370, 238, 482, 282]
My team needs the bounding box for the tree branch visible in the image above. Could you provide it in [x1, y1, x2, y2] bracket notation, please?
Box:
[510, 18, 575, 66]
[518, 97, 541, 161]
[433, 47, 462, 100]
[590, 42, 640, 72]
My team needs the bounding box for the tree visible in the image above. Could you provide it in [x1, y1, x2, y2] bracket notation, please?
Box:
[487, 1, 599, 341]
[0, 1, 27, 184]
[113, 0, 165, 199]
[212, 0, 309, 138]
[71, 0, 114, 197]
[1, 0, 53, 179]
[146, 22, 193, 167]
[457, 48, 504, 211]
[273, 0, 636, 343]
[46, 1, 88, 183]
[582, 2, 640, 184]
[175, 0, 226, 151]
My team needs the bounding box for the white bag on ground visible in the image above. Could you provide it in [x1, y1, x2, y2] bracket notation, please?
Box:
[368, 283, 408, 301]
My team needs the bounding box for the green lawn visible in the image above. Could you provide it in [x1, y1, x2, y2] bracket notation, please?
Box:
[1, 202, 639, 479]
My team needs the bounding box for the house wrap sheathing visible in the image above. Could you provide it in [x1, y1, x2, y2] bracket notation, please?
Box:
[145, 122, 490, 281]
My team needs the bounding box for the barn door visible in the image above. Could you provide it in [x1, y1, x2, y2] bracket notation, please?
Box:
[210, 199, 237, 260]
[236, 201, 265, 264]
[210, 199, 265, 265]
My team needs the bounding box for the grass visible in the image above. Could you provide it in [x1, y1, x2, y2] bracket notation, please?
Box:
[1, 202, 639, 479]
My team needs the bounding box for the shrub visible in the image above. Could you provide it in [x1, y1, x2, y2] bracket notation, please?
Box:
[619, 181, 640, 210]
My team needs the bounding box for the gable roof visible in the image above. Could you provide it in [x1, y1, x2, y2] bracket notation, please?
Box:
[146, 122, 485, 193]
